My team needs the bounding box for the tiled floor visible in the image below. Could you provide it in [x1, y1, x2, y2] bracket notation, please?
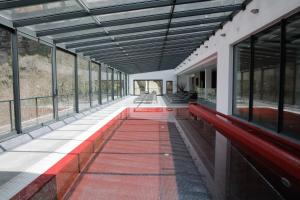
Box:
[0, 96, 188, 199]
[67, 111, 210, 200]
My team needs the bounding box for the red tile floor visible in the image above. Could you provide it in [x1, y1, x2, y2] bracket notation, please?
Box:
[66, 115, 210, 200]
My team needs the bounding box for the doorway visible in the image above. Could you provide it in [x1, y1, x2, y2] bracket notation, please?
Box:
[166, 81, 173, 95]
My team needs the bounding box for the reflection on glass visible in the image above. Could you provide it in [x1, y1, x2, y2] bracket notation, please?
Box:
[233, 39, 250, 119]
[148, 80, 162, 95]
[0, 27, 14, 135]
[176, 109, 286, 199]
[101, 66, 108, 104]
[0, 0, 82, 20]
[252, 24, 280, 130]
[18, 35, 53, 128]
[134, 80, 162, 95]
[283, 14, 300, 139]
[114, 71, 120, 99]
[91, 62, 99, 106]
[78, 57, 90, 111]
[107, 68, 113, 101]
[121, 73, 125, 97]
[57, 49, 75, 117]
[134, 80, 146, 95]
[228, 146, 283, 200]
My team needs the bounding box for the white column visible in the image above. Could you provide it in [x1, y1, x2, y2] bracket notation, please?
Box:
[216, 44, 233, 114]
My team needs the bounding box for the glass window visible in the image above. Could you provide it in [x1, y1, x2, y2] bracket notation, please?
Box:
[252, 24, 281, 130]
[125, 74, 128, 96]
[91, 62, 100, 106]
[121, 73, 125, 97]
[114, 70, 119, 99]
[0, 0, 82, 20]
[133, 80, 162, 95]
[101, 66, 108, 103]
[283, 14, 300, 139]
[56, 49, 75, 117]
[0, 27, 14, 135]
[233, 39, 251, 119]
[148, 80, 162, 95]
[107, 68, 113, 101]
[134, 80, 146, 95]
[114, 70, 122, 99]
[78, 57, 90, 111]
[18, 35, 53, 128]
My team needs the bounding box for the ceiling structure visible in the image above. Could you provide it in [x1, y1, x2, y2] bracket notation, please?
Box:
[0, 0, 250, 74]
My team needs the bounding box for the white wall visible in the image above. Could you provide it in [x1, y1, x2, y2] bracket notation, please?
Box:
[174, 0, 300, 114]
[129, 69, 177, 95]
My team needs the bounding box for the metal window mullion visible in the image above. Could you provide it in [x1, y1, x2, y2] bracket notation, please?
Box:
[128, 74, 130, 95]
[75, 56, 79, 113]
[52, 46, 58, 120]
[248, 36, 255, 122]
[112, 68, 115, 101]
[277, 19, 286, 133]
[99, 64, 102, 105]
[89, 61, 92, 107]
[106, 67, 109, 102]
[125, 74, 127, 96]
[11, 30, 22, 133]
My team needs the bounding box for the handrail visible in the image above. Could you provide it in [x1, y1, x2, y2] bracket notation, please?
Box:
[189, 103, 300, 183]
[0, 96, 54, 134]
[191, 103, 300, 155]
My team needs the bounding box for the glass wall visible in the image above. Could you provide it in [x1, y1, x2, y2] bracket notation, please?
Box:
[78, 57, 90, 111]
[233, 12, 300, 141]
[56, 49, 75, 117]
[0, 27, 14, 135]
[18, 35, 53, 128]
[107, 68, 113, 101]
[91, 62, 100, 107]
[133, 80, 163, 95]
[283, 14, 300, 139]
[233, 39, 251, 120]
[114, 70, 120, 99]
[0, 26, 125, 137]
[101, 65, 108, 104]
[134, 80, 147, 95]
[121, 73, 125, 97]
[148, 80, 162, 95]
[253, 24, 281, 130]
[125, 74, 128, 96]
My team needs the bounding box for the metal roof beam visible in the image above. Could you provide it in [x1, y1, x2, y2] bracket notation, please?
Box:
[95, 49, 193, 61]
[13, 0, 213, 27]
[101, 54, 187, 65]
[90, 45, 198, 58]
[67, 29, 210, 49]
[37, 14, 228, 37]
[99, 51, 190, 61]
[54, 22, 217, 43]
[106, 55, 185, 64]
[0, 0, 61, 11]
[85, 41, 200, 57]
[75, 31, 210, 52]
